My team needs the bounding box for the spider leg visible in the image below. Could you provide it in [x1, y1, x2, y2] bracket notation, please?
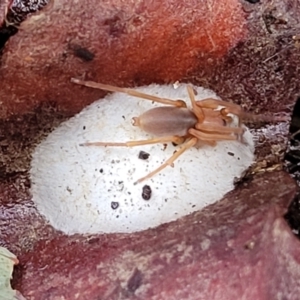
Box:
[134, 137, 198, 184]
[196, 98, 242, 116]
[187, 85, 205, 122]
[71, 78, 187, 108]
[189, 128, 237, 142]
[195, 123, 245, 135]
[79, 136, 185, 147]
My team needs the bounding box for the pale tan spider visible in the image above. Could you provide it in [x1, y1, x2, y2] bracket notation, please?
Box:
[71, 78, 251, 184]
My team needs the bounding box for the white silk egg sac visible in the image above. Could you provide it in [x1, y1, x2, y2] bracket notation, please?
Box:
[30, 84, 255, 235]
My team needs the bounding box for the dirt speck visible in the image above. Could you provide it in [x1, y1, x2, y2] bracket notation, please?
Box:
[111, 201, 119, 210]
[138, 151, 150, 160]
[142, 185, 152, 200]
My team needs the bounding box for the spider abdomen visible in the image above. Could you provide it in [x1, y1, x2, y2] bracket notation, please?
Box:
[134, 106, 197, 137]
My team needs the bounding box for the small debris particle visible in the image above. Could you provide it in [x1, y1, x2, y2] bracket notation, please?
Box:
[173, 81, 180, 89]
[100, 168, 103, 173]
[228, 152, 234, 156]
[142, 185, 152, 200]
[258, 135, 266, 143]
[138, 151, 150, 160]
[117, 181, 124, 191]
[127, 268, 143, 293]
[87, 237, 100, 244]
[70, 44, 95, 61]
[83, 126, 86, 130]
[244, 241, 255, 250]
[111, 201, 119, 209]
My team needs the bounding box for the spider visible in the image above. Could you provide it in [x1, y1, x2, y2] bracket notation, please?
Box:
[71, 78, 250, 184]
